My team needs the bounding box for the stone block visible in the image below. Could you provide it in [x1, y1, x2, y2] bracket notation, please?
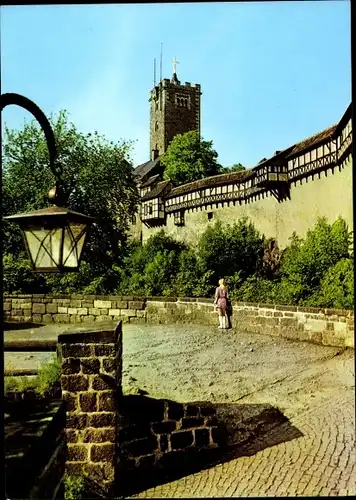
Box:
[89, 413, 116, 428]
[82, 315, 95, 323]
[70, 315, 83, 324]
[200, 406, 216, 416]
[194, 428, 210, 447]
[122, 436, 158, 457]
[82, 301, 94, 308]
[129, 301, 145, 310]
[21, 302, 32, 310]
[67, 444, 89, 461]
[94, 300, 112, 309]
[46, 303, 58, 314]
[96, 315, 112, 322]
[62, 392, 79, 412]
[70, 300, 82, 308]
[79, 392, 98, 412]
[167, 401, 184, 421]
[3, 302, 12, 311]
[62, 358, 81, 375]
[53, 314, 70, 323]
[80, 358, 100, 374]
[85, 463, 115, 484]
[32, 314, 43, 323]
[62, 344, 92, 358]
[334, 322, 347, 336]
[91, 375, 116, 391]
[101, 357, 115, 374]
[61, 374, 89, 392]
[58, 306, 68, 314]
[66, 429, 80, 443]
[68, 308, 78, 315]
[136, 310, 147, 318]
[89, 308, 105, 316]
[90, 443, 115, 463]
[42, 314, 54, 323]
[94, 344, 116, 357]
[98, 391, 116, 412]
[309, 331, 322, 344]
[280, 317, 298, 327]
[322, 331, 345, 347]
[184, 405, 200, 417]
[12, 309, 23, 316]
[205, 416, 219, 426]
[170, 430, 194, 449]
[109, 309, 121, 316]
[120, 309, 136, 317]
[181, 416, 205, 429]
[67, 414, 88, 430]
[115, 301, 128, 309]
[304, 319, 327, 332]
[151, 420, 177, 435]
[83, 428, 116, 444]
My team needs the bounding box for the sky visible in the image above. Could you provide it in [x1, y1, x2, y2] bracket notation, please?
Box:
[1, 1, 351, 169]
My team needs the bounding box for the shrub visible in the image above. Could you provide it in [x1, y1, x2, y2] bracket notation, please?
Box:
[4, 355, 61, 395]
[64, 474, 85, 500]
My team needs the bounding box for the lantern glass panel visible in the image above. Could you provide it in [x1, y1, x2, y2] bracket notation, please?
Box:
[62, 223, 87, 268]
[24, 227, 63, 269]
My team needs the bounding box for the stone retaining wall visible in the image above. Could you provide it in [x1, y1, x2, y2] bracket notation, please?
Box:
[4, 294, 354, 348]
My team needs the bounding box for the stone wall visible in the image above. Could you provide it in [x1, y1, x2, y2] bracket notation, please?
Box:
[58, 323, 123, 497]
[4, 294, 354, 348]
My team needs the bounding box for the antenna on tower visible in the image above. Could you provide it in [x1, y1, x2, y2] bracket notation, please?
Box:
[160, 42, 163, 82]
[153, 58, 156, 86]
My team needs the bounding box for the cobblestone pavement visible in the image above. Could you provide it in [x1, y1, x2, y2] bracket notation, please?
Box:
[131, 391, 355, 497]
[4, 323, 355, 496]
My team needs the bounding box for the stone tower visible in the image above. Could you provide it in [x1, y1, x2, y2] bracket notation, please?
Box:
[149, 59, 201, 160]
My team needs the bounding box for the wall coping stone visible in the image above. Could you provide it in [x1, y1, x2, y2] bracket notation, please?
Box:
[58, 328, 120, 345]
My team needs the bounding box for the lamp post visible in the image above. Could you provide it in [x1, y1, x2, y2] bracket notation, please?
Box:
[1, 93, 94, 273]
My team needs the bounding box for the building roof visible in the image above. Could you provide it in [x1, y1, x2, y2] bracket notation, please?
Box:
[286, 124, 337, 158]
[140, 174, 160, 188]
[134, 157, 161, 181]
[166, 170, 253, 198]
[141, 180, 171, 201]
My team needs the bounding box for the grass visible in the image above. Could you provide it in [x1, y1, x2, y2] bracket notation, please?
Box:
[4, 355, 61, 396]
[64, 473, 85, 500]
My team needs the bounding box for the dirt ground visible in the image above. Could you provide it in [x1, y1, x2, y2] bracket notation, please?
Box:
[5, 322, 353, 420]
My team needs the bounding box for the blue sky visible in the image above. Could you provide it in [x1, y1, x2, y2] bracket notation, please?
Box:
[1, 1, 351, 169]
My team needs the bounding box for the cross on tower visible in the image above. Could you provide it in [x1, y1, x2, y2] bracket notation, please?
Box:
[172, 56, 179, 74]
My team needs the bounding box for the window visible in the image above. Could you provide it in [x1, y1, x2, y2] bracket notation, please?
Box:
[175, 95, 190, 109]
[208, 212, 213, 221]
[155, 121, 159, 131]
[149, 204, 153, 215]
[174, 210, 185, 226]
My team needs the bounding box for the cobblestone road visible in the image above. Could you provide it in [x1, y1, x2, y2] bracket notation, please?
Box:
[132, 390, 355, 497]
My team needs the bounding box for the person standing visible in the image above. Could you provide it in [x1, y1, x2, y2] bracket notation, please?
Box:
[214, 278, 230, 329]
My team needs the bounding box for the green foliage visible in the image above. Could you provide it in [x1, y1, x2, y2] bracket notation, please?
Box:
[161, 130, 222, 186]
[221, 163, 246, 173]
[197, 218, 265, 285]
[279, 217, 352, 304]
[64, 474, 85, 500]
[2, 110, 139, 293]
[3, 253, 46, 294]
[4, 355, 61, 395]
[308, 258, 354, 309]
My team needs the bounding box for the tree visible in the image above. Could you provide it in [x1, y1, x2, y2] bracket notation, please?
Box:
[221, 163, 246, 173]
[161, 130, 221, 186]
[2, 110, 139, 292]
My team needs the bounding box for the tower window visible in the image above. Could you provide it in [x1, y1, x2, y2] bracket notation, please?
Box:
[155, 121, 159, 131]
[207, 212, 213, 221]
[175, 95, 190, 109]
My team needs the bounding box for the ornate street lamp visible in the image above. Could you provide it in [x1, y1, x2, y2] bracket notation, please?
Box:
[1, 93, 94, 273]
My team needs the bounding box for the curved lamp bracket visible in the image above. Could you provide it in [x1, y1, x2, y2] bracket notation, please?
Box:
[0, 92, 61, 180]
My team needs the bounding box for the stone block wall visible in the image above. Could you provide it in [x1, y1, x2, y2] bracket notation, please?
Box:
[3, 294, 354, 348]
[58, 322, 123, 497]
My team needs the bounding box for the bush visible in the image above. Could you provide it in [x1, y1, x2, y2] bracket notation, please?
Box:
[197, 218, 265, 285]
[4, 355, 61, 395]
[64, 474, 85, 500]
[3, 253, 45, 294]
[307, 258, 354, 309]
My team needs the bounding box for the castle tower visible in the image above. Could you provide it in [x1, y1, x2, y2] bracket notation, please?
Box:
[149, 57, 202, 160]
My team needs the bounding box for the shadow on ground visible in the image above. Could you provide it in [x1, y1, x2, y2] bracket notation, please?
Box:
[116, 395, 303, 497]
[4, 322, 44, 331]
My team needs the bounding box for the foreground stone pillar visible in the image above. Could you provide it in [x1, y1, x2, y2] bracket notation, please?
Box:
[58, 321, 122, 497]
